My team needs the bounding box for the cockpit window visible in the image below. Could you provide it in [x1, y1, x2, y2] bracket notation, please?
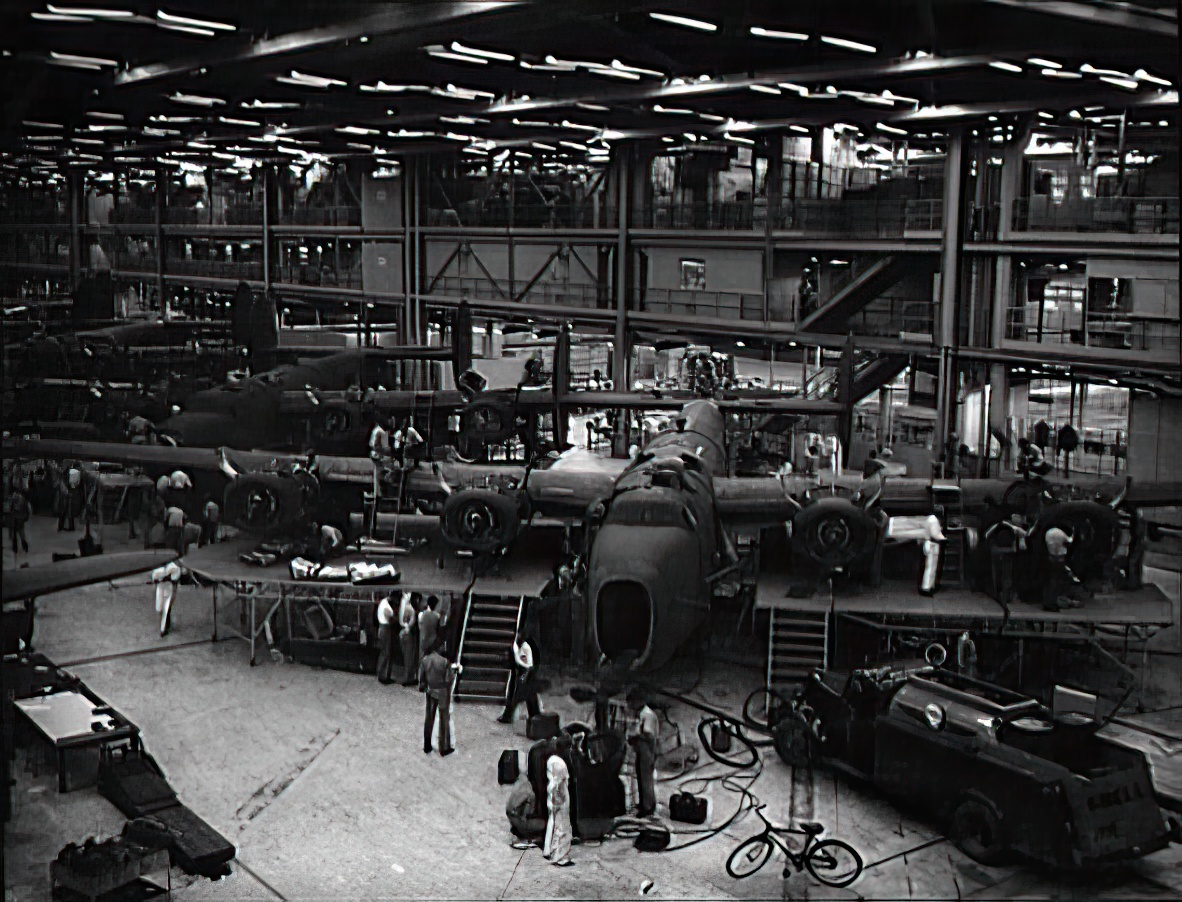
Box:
[606, 493, 686, 527]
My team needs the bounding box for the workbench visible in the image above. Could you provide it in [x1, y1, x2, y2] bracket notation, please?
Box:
[14, 689, 138, 792]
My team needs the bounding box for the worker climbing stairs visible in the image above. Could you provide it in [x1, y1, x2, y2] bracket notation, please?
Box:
[454, 594, 524, 703]
[766, 608, 828, 699]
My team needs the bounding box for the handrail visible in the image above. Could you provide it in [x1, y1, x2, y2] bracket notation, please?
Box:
[508, 593, 526, 700]
[454, 585, 475, 678]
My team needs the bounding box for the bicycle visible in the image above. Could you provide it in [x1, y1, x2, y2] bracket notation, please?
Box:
[726, 804, 863, 887]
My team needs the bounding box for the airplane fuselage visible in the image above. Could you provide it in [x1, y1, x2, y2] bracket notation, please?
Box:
[588, 400, 726, 671]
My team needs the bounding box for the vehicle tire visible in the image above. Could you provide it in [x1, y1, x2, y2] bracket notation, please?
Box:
[951, 798, 1009, 865]
[726, 836, 773, 879]
[772, 711, 814, 768]
[792, 498, 876, 571]
[440, 489, 520, 553]
[805, 839, 863, 887]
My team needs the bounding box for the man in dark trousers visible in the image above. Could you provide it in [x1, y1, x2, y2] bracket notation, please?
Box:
[420, 642, 458, 757]
[398, 591, 420, 686]
[7, 488, 31, 554]
[374, 593, 396, 685]
[499, 629, 542, 724]
[627, 688, 659, 818]
[418, 594, 442, 671]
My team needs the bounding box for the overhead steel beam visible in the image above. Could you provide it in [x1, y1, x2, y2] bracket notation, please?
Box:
[983, 0, 1177, 37]
[115, 1, 525, 87]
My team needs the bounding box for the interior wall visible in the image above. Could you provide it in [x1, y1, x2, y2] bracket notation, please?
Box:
[1129, 395, 1182, 483]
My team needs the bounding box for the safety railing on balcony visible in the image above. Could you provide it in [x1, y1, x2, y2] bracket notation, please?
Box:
[1012, 197, 1180, 234]
[275, 205, 361, 227]
[276, 265, 363, 289]
[166, 258, 264, 281]
[848, 298, 935, 339]
[647, 197, 943, 236]
[639, 287, 764, 321]
[430, 274, 601, 308]
[0, 204, 68, 224]
[427, 196, 610, 229]
[1006, 306, 1180, 353]
[110, 206, 157, 225]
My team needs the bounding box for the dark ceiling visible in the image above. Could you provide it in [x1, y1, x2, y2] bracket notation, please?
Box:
[0, 0, 1176, 180]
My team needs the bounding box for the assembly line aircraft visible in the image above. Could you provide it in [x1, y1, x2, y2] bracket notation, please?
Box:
[7, 387, 1171, 673]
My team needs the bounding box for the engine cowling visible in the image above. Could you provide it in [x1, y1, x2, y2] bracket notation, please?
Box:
[439, 489, 521, 553]
[223, 472, 317, 534]
[791, 497, 880, 574]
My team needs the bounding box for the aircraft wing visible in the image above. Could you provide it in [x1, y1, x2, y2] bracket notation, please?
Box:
[279, 388, 467, 415]
[714, 477, 801, 526]
[2, 549, 179, 603]
[560, 390, 845, 416]
[525, 449, 630, 518]
[2, 438, 222, 472]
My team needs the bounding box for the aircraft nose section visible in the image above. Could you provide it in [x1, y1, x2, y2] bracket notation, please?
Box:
[596, 580, 653, 665]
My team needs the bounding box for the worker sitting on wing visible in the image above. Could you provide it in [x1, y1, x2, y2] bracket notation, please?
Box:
[306, 521, 345, 563]
[127, 414, 156, 445]
[393, 419, 425, 469]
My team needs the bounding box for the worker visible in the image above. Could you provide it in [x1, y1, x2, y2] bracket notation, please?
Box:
[1043, 525, 1079, 611]
[506, 782, 546, 841]
[375, 593, 396, 685]
[151, 560, 182, 638]
[398, 591, 420, 686]
[6, 487, 31, 554]
[155, 474, 171, 497]
[544, 756, 574, 866]
[984, 513, 1028, 607]
[57, 463, 82, 532]
[369, 416, 391, 462]
[163, 506, 186, 555]
[418, 595, 442, 668]
[199, 500, 221, 547]
[627, 688, 659, 818]
[1017, 438, 1052, 478]
[321, 523, 345, 559]
[393, 419, 425, 468]
[169, 470, 192, 491]
[420, 642, 459, 757]
[499, 629, 542, 724]
[127, 414, 155, 445]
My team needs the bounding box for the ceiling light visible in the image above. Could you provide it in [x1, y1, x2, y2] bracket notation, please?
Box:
[749, 26, 807, 40]
[778, 83, 808, 95]
[988, 61, 1022, 73]
[612, 59, 663, 78]
[32, 12, 92, 21]
[654, 104, 693, 114]
[86, 110, 123, 120]
[426, 47, 488, 65]
[159, 22, 216, 36]
[750, 84, 781, 95]
[49, 50, 118, 68]
[1135, 69, 1171, 87]
[1041, 69, 1082, 79]
[46, 4, 132, 17]
[648, 11, 717, 31]
[876, 122, 907, 135]
[276, 70, 347, 89]
[1027, 57, 1060, 69]
[241, 99, 300, 109]
[1037, 111, 1054, 119]
[1080, 63, 1130, 78]
[1100, 76, 1139, 90]
[23, 120, 63, 129]
[594, 68, 640, 80]
[451, 41, 513, 62]
[726, 134, 755, 145]
[360, 82, 430, 93]
[789, 124, 809, 134]
[169, 92, 225, 107]
[821, 35, 876, 53]
[576, 102, 609, 112]
[336, 125, 380, 135]
[219, 116, 261, 127]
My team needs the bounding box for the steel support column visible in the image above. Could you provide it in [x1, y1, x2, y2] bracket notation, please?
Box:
[989, 133, 1026, 472]
[153, 168, 165, 307]
[934, 129, 968, 460]
[67, 171, 83, 291]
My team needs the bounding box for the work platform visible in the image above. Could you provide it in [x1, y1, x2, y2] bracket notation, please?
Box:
[180, 528, 563, 666]
[756, 576, 1175, 629]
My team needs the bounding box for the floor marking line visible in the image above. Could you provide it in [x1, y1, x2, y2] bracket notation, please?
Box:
[60, 638, 228, 668]
[497, 848, 527, 901]
[233, 856, 287, 901]
[863, 837, 947, 870]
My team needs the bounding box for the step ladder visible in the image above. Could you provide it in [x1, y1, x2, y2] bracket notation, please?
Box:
[929, 481, 966, 589]
[453, 594, 524, 703]
[767, 608, 828, 698]
[363, 465, 407, 540]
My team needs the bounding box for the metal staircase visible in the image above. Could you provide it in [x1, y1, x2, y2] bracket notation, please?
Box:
[767, 608, 828, 697]
[929, 481, 966, 589]
[453, 594, 524, 703]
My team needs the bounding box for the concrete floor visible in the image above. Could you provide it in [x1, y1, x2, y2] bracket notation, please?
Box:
[7, 515, 1182, 901]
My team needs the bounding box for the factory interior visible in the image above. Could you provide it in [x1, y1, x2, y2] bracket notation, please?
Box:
[1, 0, 1180, 898]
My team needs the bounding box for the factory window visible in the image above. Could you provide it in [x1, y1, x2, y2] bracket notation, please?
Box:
[679, 258, 706, 291]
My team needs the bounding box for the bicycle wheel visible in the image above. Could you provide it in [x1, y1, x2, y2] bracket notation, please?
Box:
[726, 836, 773, 879]
[805, 839, 863, 888]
